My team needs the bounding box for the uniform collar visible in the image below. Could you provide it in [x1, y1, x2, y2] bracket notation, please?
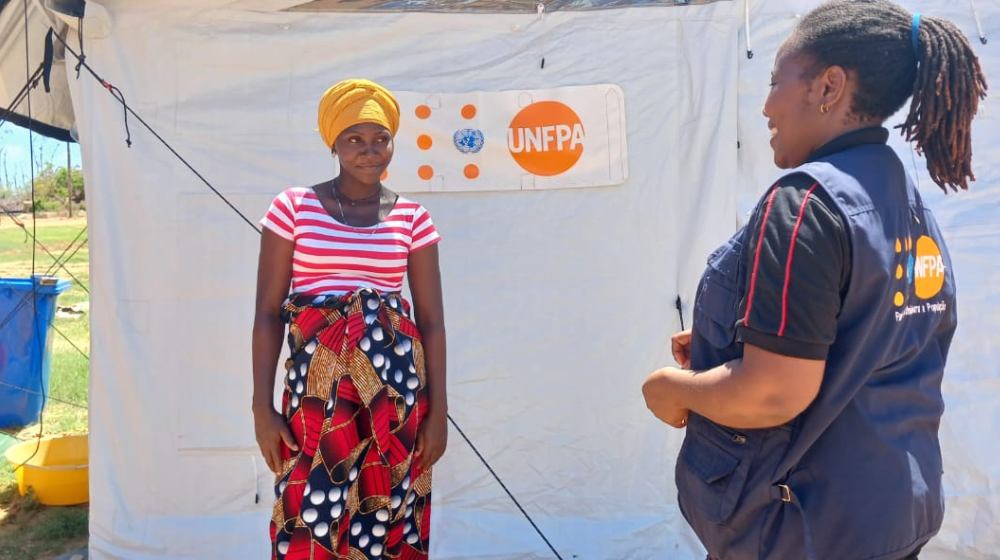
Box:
[806, 126, 890, 163]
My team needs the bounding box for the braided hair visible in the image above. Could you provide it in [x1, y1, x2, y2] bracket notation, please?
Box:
[786, 0, 988, 192]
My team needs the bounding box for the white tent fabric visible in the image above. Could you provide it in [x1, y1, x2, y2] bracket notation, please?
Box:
[0, 0, 76, 140]
[5, 0, 999, 558]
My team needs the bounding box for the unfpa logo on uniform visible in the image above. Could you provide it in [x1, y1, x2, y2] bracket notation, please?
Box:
[912, 247, 946, 298]
[893, 234, 948, 322]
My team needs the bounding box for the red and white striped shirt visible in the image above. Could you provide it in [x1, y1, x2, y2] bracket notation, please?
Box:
[260, 187, 440, 296]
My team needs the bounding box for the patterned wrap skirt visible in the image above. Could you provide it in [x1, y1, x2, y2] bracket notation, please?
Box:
[271, 288, 432, 560]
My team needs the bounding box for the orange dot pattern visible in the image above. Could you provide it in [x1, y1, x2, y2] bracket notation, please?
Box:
[411, 104, 482, 182]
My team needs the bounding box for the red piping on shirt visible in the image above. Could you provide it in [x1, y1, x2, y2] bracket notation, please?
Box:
[778, 182, 819, 336]
[744, 184, 781, 328]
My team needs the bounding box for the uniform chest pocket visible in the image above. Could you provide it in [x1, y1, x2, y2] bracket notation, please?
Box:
[693, 235, 745, 349]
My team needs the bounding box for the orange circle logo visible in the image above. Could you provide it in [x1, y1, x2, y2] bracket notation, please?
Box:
[914, 235, 946, 299]
[507, 101, 584, 176]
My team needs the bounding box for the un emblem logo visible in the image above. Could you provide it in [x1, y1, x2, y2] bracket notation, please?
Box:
[453, 129, 485, 154]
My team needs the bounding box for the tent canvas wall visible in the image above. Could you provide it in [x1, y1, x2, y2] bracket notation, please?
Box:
[2, 0, 998, 558]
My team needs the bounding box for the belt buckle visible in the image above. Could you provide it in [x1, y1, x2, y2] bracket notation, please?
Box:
[777, 484, 792, 503]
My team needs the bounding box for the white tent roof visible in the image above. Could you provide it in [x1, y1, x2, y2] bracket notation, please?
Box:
[2, 0, 998, 558]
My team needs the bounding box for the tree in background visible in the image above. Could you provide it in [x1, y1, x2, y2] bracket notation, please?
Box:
[1, 130, 84, 215]
[0, 162, 85, 214]
[34, 163, 85, 205]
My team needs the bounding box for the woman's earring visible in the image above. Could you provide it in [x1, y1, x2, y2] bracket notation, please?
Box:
[820, 103, 829, 114]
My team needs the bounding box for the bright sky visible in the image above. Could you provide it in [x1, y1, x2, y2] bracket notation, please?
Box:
[0, 123, 82, 188]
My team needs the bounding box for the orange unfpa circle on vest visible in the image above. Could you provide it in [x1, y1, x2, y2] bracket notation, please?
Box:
[507, 100, 585, 177]
[415, 105, 432, 119]
[418, 165, 434, 180]
[417, 135, 433, 150]
[463, 164, 480, 179]
[914, 235, 946, 299]
[461, 104, 477, 119]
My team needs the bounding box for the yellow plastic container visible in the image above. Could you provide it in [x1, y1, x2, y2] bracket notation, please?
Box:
[3, 434, 89, 506]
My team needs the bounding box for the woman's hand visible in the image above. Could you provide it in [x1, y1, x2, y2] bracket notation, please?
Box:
[254, 405, 298, 474]
[415, 409, 448, 470]
[642, 367, 690, 428]
[671, 329, 692, 369]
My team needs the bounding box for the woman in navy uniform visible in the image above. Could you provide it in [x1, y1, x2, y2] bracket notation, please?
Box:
[642, 1, 987, 558]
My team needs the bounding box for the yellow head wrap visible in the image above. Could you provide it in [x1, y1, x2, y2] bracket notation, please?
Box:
[317, 79, 400, 151]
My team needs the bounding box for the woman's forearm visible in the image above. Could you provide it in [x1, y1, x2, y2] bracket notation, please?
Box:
[419, 322, 448, 416]
[252, 313, 286, 413]
[653, 361, 797, 429]
[644, 344, 824, 429]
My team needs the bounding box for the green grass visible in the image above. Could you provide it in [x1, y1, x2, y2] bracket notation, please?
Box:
[0, 487, 88, 559]
[0, 215, 89, 558]
[0, 453, 15, 494]
[0, 220, 89, 306]
[31, 505, 88, 541]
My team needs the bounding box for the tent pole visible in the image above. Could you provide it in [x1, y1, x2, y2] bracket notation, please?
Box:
[66, 142, 72, 218]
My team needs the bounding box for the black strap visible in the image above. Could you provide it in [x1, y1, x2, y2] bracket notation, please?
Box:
[768, 483, 816, 560]
[42, 28, 54, 93]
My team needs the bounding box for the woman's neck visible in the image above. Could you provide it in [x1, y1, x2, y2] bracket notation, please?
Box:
[334, 175, 381, 201]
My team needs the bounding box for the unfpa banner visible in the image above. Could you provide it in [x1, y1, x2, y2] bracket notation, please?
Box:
[383, 84, 628, 193]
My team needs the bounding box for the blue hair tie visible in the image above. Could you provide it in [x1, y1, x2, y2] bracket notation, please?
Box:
[911, 13, 922, 55]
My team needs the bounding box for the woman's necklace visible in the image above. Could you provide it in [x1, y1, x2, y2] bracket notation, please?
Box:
[332, 179, 382, 206]
[331, 179, 384, 235]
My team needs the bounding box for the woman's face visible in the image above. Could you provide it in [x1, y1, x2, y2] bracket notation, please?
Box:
[763, 48, 826, 169]
[334, 122, 394, 184]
